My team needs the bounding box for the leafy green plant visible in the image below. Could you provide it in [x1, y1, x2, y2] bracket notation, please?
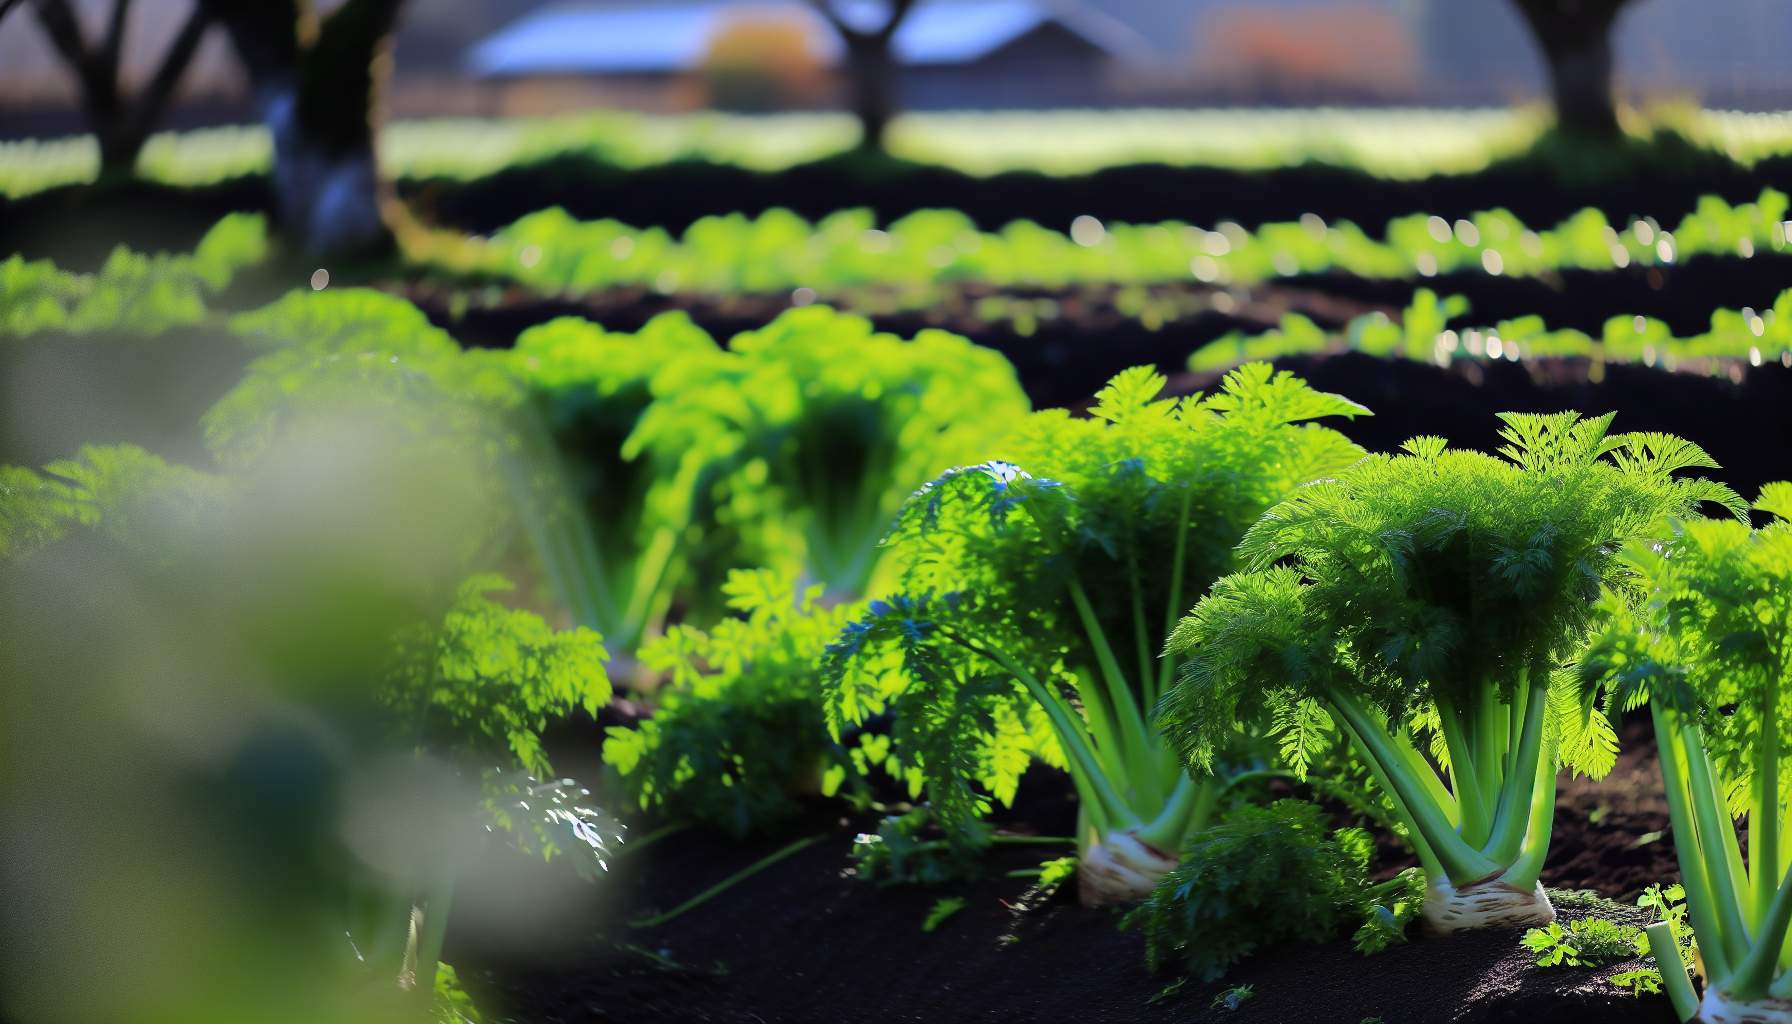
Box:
[714, 306, 1029, 598]
[1126, 800, 1423, 982]
[207, 295, 740, 667]
[347, 571, 619, 1020]
[825, 364, 1368, 905]
[0, 212, 266, 337]
[1523, 918, 1643, 968]
[1579, 484, 1792, 1021]
[1163, 413, 1744, 935]
[1189, 284, 1792, 379]
[384, 574, 611, 778]
[0, 443, 224, 562]
[603, 569, 862, 836]
[504, 312, 737, 657]
[472, 187, 1790, 304]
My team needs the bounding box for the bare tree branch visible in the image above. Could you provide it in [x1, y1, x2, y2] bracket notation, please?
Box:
[804, 0, 860, 41]
[128, 3, 210, 136]
[29, 0, 117, 103]
[99, 0, 133, 82]
[874, 0, 916, 42]
[29, 0, 91, 69]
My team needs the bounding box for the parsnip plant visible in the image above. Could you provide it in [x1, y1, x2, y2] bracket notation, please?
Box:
[506, 313, 739, 656]
[691, 307, 1029, 599]
[1580, 484, 1792, 1022]
[825, 364, 1367, 905]
[1163, 413, 1743, 934]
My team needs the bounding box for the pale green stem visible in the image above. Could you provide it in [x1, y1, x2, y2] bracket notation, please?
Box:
[1329, 692, 1482, 883]
[1069, 668, 1129, 787]
[1655, 702, 1734, 982]
[1496, 735, 1557, 891]
[1135, 773, 1203, 850]
[1474, 686, 1507, 818]
[1155, 490, 1195, 700]
[1725, 862, 1792, 1002]
[1435, 695, 1492, 850]
[1066, 579, 1159, 809]
[410, 878, 455, 998]
[957, 635, 1139, 829]
[1753, 681, 1781, 931]
[1390, 726, 1460, 828]
[1483, 678, 1548, 866]
[628, 834, 824, 929]
[1645, 921, 1700, 1022]
[1681, 720, 1753, 973]
[1125, 545, 1154, 707]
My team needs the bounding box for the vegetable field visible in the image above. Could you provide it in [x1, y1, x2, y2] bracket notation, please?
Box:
[8, 25, 1792, 1021]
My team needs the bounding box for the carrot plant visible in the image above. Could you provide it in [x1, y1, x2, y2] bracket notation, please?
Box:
[1163, 413, 1743, 933]
[824, 364, 1367, 905]
[603, 568, 867, 836]
[1580, 484, 1792, 1022]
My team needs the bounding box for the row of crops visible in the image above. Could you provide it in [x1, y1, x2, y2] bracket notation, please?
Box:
[443, 189, 1791, 296]
[16, 106, 1792, 199]
[10, 158, 1792, 1018]
[11, 209, 1792, 377]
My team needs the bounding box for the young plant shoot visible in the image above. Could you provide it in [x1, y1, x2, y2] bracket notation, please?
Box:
[1162, 413, 1744, 933]
[825, 364, 1368, 905]
[1581, 484, 1792, 1023]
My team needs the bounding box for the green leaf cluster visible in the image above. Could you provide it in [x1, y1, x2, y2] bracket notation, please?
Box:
[1124, 800, 1422, 982]
[602, 569, 863, 837]
[384, 574, 611, 778]
[825, 363, 1367, 848]
[1523, 917, 1643, 968]
[0, 213, 266, 337]
[1578, 485, 1792, 1010]
[0, 443, 225, 562]
[716, 306, 1029, 598]
[1164, 412, 1743, 892]
[472, 188, 1789, 303]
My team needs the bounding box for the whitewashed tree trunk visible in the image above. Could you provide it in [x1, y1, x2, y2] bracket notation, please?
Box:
[262, 84, 389, 258]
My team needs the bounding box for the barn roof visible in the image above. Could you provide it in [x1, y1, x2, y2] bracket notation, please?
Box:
[467, 0, 1148, 77]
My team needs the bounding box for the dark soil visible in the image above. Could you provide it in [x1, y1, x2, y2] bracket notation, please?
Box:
[399, 277, 1378, 409]
[7, 142, 1790, 269]
[450, 718, 1678, 1024]
[407, 145, 1788, 239]
[1262, 353, 1792, 505]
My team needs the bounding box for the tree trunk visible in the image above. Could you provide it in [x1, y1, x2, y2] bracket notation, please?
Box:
[205, 0, 401, 259]
[1512, 0, 1630, 141]
[845, 35, 895, 152]
[1541, 30, 1619, 139]
[95, 124, 147, 178]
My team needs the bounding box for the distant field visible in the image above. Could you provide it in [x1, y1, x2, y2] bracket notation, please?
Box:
[7, 106, 1792, 199]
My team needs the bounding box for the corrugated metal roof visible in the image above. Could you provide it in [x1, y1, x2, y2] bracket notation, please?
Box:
[468, 0, 1143, 77]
